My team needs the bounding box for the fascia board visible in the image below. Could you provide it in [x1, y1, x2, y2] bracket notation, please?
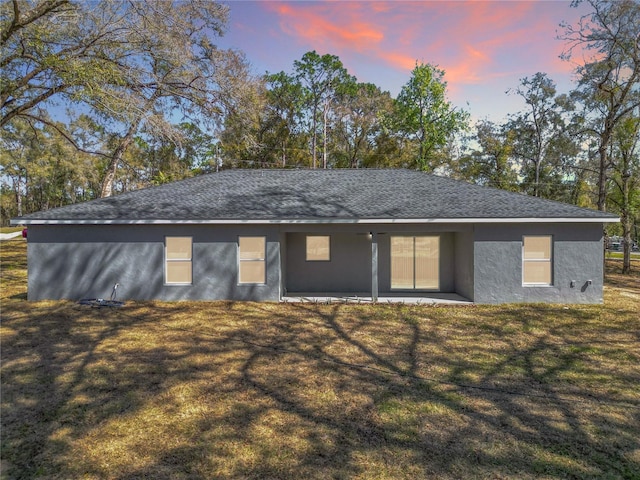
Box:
[14, 217, 620, 225]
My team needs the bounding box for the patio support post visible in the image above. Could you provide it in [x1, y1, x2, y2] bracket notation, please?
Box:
[371, 232, 378, 302]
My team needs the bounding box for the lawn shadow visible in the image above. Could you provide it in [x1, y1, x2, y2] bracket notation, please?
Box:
[0, 301, 199, 479]
[213, 302, 640, 478]
[2, 296, 639, 479]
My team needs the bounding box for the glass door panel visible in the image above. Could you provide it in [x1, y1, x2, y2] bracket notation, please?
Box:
[391, 236, 439, 290]
[391, 236, 414, 289]
[415, 236, 439, 289]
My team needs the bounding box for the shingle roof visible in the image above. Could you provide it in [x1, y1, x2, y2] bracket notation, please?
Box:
[17, 169, 618, 223]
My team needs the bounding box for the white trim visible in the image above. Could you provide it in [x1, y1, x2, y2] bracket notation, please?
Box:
[237, 236, 267, 285]
[164, 236, 193, 286]
[17, 216, 619, 225]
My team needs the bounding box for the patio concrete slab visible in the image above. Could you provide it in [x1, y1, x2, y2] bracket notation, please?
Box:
[282, 293, 472, 305]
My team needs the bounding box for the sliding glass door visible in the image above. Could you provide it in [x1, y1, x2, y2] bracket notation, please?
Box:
[391, 236, 439, 290]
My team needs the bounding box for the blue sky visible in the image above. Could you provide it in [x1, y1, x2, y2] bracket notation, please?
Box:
[217, 1, 593, 122]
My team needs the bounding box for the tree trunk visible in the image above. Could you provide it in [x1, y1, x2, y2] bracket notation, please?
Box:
[13, 176, 23, 217]
[323, 101, 329, 169]
[418, 119, 425, 170]
[621, 173, 632, 274]
[623, 221, 632, 274]
[597, 144, 609, 211]
[311, 102, 318, 169]
[281, 139, 286, 168]
[100, 123, 139, 198]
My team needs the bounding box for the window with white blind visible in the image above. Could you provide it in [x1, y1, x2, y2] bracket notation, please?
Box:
[165, 237, 192, 285]
[523, 235, 552, 286]
[391, 236, 439, 290]
[238, 236, 266, 284]
[306, 235, 330, 261]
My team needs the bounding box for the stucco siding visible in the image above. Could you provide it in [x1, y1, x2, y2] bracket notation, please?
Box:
[473, 223, 604, 304]
[27, 224, 281, 301]
[285, 232, 371, 293]
[25, 221, 606, 304]
[453, 230, 474, 300]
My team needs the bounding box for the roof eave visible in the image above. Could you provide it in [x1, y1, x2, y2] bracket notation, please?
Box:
[13, 216, 620, 225]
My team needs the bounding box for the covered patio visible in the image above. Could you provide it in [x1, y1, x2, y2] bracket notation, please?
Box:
[282, 228, 475, 303]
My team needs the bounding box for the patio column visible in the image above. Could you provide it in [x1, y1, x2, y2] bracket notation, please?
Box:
[371, 232, 378, 302]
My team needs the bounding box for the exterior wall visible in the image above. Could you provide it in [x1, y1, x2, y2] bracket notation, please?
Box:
[26, 221, 605, 304]
[27, 224, 281, 301]
[454, 230, 474, 301]
[285, 225, 471, 297]
[26, 223, 476, 301]
[473, 223, 604, 304]
[285, 232, 371, 293]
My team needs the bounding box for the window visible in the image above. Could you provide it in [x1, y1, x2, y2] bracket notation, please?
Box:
[391, 236, 439, 290]
[238, 236, 266, 284]
[306, 235, 330, 261]
[165, 237, 192, 285]
[523, 235, 552, 285]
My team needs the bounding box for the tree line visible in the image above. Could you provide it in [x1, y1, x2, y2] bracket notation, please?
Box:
[1, 0, 638, 271]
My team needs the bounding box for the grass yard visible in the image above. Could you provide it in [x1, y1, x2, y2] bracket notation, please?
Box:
[1, 239, 639, 479]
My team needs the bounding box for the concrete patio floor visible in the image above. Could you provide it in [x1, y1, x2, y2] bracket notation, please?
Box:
[282, 293, 472, 305]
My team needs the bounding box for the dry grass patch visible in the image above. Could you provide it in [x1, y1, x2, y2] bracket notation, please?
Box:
[1, 239, 639, 479]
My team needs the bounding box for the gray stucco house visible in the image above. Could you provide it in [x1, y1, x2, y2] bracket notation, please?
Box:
[13, 169, 618, 304]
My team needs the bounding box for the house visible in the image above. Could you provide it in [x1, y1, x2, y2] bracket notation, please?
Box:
[12, 169, 618, 304]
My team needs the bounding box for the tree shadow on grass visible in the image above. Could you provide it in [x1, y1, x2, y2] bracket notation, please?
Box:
[0, 302, 197, 479]
[1, 300, 639, 479]
[206, 302, 640, 479]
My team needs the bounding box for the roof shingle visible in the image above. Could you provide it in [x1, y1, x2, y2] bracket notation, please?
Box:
[17, 169, 618, 222]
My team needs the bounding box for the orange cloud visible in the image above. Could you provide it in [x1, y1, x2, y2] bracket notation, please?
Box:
[266, 2, 384, 51]
[379, 51, 419, 72]
[261, 0, 586, 95]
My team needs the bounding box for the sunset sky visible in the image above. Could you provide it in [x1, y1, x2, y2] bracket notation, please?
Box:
[218, 1, 593, 122]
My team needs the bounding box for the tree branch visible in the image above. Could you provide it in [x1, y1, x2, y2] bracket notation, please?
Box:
[1, 0, 71, 47]
[21, 112, 112, 159]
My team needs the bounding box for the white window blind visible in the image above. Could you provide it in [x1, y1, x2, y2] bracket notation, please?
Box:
[239, 237, 266, 284]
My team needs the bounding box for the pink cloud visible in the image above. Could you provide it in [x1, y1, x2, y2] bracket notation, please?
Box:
[261, 1, 585, 96]
[378, 51, 418, 72]
[267, 2, 385, 51]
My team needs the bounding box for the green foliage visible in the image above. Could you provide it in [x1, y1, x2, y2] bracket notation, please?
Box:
[0, 117, 103, 221]
[394, 63, 469, 171]
[561, 0, 640, 210]
[294, 50, 356, 168]
[456, 120, 518, 191]
[226, 55, 469, 172]
[506, 73, 578, 200]
[331, 82, 395, 168]
[606, 111, 640, 272]
[3, 0, 638, 222]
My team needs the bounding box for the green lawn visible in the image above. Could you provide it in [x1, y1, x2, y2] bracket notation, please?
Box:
[1, 239, 639, 479]
[606, 250, 640, 259]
